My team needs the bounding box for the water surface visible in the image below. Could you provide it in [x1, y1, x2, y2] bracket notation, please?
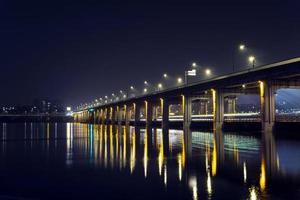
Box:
[0, 123, 300, 199]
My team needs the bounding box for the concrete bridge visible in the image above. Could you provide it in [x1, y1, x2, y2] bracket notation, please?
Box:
[73, 57, 300, 132]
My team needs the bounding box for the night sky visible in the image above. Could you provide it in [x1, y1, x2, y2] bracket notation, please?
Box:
[1, 0, 300, 107]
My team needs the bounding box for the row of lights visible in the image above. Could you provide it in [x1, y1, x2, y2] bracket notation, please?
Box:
[77, 43, 256, 110]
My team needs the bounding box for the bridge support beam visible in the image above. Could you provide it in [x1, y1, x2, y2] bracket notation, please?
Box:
[212, 89, 224, 130]
[116, 106, 121, 125]
[110, 107, 115, 125]
[260, 81, 275, 132]
[200, 98, 209, 115]
[182, 95, 192, 128]
[124, 105, 129, 125]
[226, 95, 237, 114]
[134, 103, 141, 125]
[161, 98, 169, 129]
[145, 100, 153, 126]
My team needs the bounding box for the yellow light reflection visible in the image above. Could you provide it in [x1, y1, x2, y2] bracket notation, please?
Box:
[260, 157, 266, 191]
[164, 164, 167, 187]
[130, 128, 136, 173]
[143, 129, 148, 178]
[243, 162, 247, 183]
[99, 125, 103, 165]
[211, 139, 217, 176]
[249, 186, 259, 200]
[123, 126, 127, 168]
[158, 131, 164, 176]
[177, 133, 186, 181]
[233, 142, 239, 164]
[104, 125, 108, 168]
[109, 125, 114, 168]
[189, 176, 198, 200]
[116, 126, 119, 167]
[207, 172, 212, 196]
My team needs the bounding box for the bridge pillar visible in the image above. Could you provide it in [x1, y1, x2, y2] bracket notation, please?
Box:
[152, 105, 159, 121]
[104, 108, 109, 124]
[145, 100, 153, 126]
[134, 103, 141, 125]
[97, 109, 101, 124]
[182, 95, 192, 128]
[116, 106, 121, 125]
[110, 107, 115, 125]
[161, 98, 169, 129]
[200, 98, 209, 115]
[260, 81, 275, 132]
[212, 89, 224, 130]
[86, 111, 89, 123]
[99, 109, 104, 124]
[95, 109, 99, 124]
[124, 105, 129, 125]
[226, 95, 237, 114]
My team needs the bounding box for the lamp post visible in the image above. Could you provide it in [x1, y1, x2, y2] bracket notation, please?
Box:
[157, 83, 163, 91]
[248, 56, 256, 68]
[232, 43, 246, 72]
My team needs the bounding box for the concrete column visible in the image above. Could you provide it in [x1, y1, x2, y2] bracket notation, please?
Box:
[260, 81, 275, 132]
[104, 108, 109, 124]
[183, 95, 192, 128]
[97, 109, 100, 124]
[212, 129, 224, 176]
[152, 106, 158, 121]
[145, 100, 153, 126]
[212, 89, 224, 130]
[134, 103, 141, 125]
[116, 106, 121, 125]
[161, 98, 169, 128]
[94, 110, 97, 124]
[124, 105, 129, 125]
[99, 109, 103, 124]
[200, 100, 208, 115]
[111, 107, 115, 125]
[226, 95, 237, 114]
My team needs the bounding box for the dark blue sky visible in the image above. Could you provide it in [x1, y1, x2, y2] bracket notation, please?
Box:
[1, 0, 300, 107]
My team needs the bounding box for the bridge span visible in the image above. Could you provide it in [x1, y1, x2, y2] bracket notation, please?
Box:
[74, 57, 300, 131]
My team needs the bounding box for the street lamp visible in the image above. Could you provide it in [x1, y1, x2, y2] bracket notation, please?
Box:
[143, 88, 148, 93]
[232, 43, 247, 72]
[205, 69, 211, 76]
[239, 44, 245, 51]
[144, 81, 148, 85]
[248, 56, 256, 68]
[158, 83, 163, 91]
[163, 73, 168, 78]
[177, 77, 183, 84]
[130, 86, 134, 90]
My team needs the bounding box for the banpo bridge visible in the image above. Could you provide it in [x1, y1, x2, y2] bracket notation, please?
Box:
[73, 57, 300, 132]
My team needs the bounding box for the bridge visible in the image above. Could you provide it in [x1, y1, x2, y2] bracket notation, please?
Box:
[73, 57, 300, 132]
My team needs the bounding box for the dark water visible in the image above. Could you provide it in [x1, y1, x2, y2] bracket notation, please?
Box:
[0, 123, 300, 200]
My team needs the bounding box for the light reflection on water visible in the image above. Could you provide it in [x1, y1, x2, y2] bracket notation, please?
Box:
[0, 123, 299, 199]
